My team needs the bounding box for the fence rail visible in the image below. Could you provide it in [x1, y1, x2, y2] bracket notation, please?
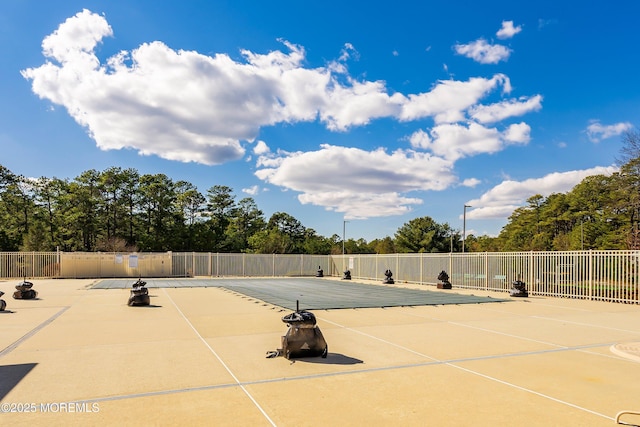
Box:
[0, 250, 638, 304]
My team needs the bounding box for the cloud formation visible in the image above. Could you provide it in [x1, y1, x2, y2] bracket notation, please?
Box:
[469, 95, 543, 124]
[22, 11, 531, 161]
[255, 144, 454, 219]
[24, 9, 614, 224]
[454, 39, 512, 64]
[586, 121, 633, 142]
[408, 121, 530, 162]
[496, 21, 522, 39]
[465, 166, 619, 220]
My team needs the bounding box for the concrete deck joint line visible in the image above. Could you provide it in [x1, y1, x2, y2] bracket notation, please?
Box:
[452, 364, 615, 422]
[533, 315, 640, 335]
[69, 339, 627, 407]
[319, 315, 616, 423]
[162, 288, 278, 427]
[0, 306, 70, 358]
[402, 310, 567, 348]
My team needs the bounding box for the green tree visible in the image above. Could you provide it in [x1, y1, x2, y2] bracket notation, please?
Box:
[370, 236, 396, 254]
[499, 195, 545, 251]
[302, 228, 333, 254]
[69, 170, 103, 251]
[0, 167, 27, 250]
[394, 216, 454, 253]
[464, 234, 500, 252]
[617, 158, 640, 249]
[4, 176, 37, 250]
[206, 185, 236, 251]
[249, 212, 305, 253]
[29, 176, 71, 250]
[138, 174, 178, 251]
[174, 181, 205, 250]
[225, 197, 265, 252]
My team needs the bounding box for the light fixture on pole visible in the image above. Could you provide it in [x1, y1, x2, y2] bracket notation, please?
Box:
[463, 205, 471, 253]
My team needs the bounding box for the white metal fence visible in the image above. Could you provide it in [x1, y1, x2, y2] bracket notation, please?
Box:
[0, 251, 638, 304]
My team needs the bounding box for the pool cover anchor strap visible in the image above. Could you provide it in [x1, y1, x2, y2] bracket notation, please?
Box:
[266, 300, 328, 359]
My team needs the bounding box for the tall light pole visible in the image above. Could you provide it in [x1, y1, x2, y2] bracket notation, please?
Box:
[462, 205, 471, 253]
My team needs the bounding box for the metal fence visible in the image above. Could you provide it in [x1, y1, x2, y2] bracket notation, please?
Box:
[0, 250, 638, 304]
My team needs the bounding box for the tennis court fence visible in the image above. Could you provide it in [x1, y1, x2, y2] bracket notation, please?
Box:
[0, 250, 638, 303]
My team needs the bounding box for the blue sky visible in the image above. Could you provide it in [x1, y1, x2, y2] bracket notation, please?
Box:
[1, 1, 638, 242]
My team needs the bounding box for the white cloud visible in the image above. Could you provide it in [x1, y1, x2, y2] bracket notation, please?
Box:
[496, 21, 522, 39]
[253, 140, 270, 155]
[320, 80, 405, 131]
[255, 144, 456, 219]
[409, 121, 529, 161]
[23, 11, 535, 163]
[21, 10, 545, 222]
[465, 166, 619, 219]
[299, 191, 422, 220]
[503, 122, 531, 143]
[400, 74, 512, 123]
[242, 185, 260, 195]
[469, 95, 543, 124]
[462, 178, 481, 187]
[454, 39, 511, 64]
[586, 121, 633, 142]
[338, 43, 359, 61]
[409, 129, 431, 149]
[41, 9, 113, 65]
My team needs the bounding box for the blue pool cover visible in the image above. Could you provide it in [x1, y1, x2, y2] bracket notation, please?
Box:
[92, 277, 508, 310]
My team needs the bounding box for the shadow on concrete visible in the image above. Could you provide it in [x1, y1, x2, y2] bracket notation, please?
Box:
[295, 353, 364, 365]
[127, 305, 163, 308]
[0, 363, 37, 400]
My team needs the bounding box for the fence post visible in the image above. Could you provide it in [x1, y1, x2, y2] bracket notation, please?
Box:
[484, 252, 489, 290]
[529, 251, 534, 293]
[192, 252, 196, 277]
[588, 250, 593, 300]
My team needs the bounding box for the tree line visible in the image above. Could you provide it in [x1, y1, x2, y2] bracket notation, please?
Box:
[467, 130, 640, 251]
[1, 130, 638, 253]
[0, 164, 463, 254]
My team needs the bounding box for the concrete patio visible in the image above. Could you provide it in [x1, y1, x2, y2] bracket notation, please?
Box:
[1, 277, 639, 426]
